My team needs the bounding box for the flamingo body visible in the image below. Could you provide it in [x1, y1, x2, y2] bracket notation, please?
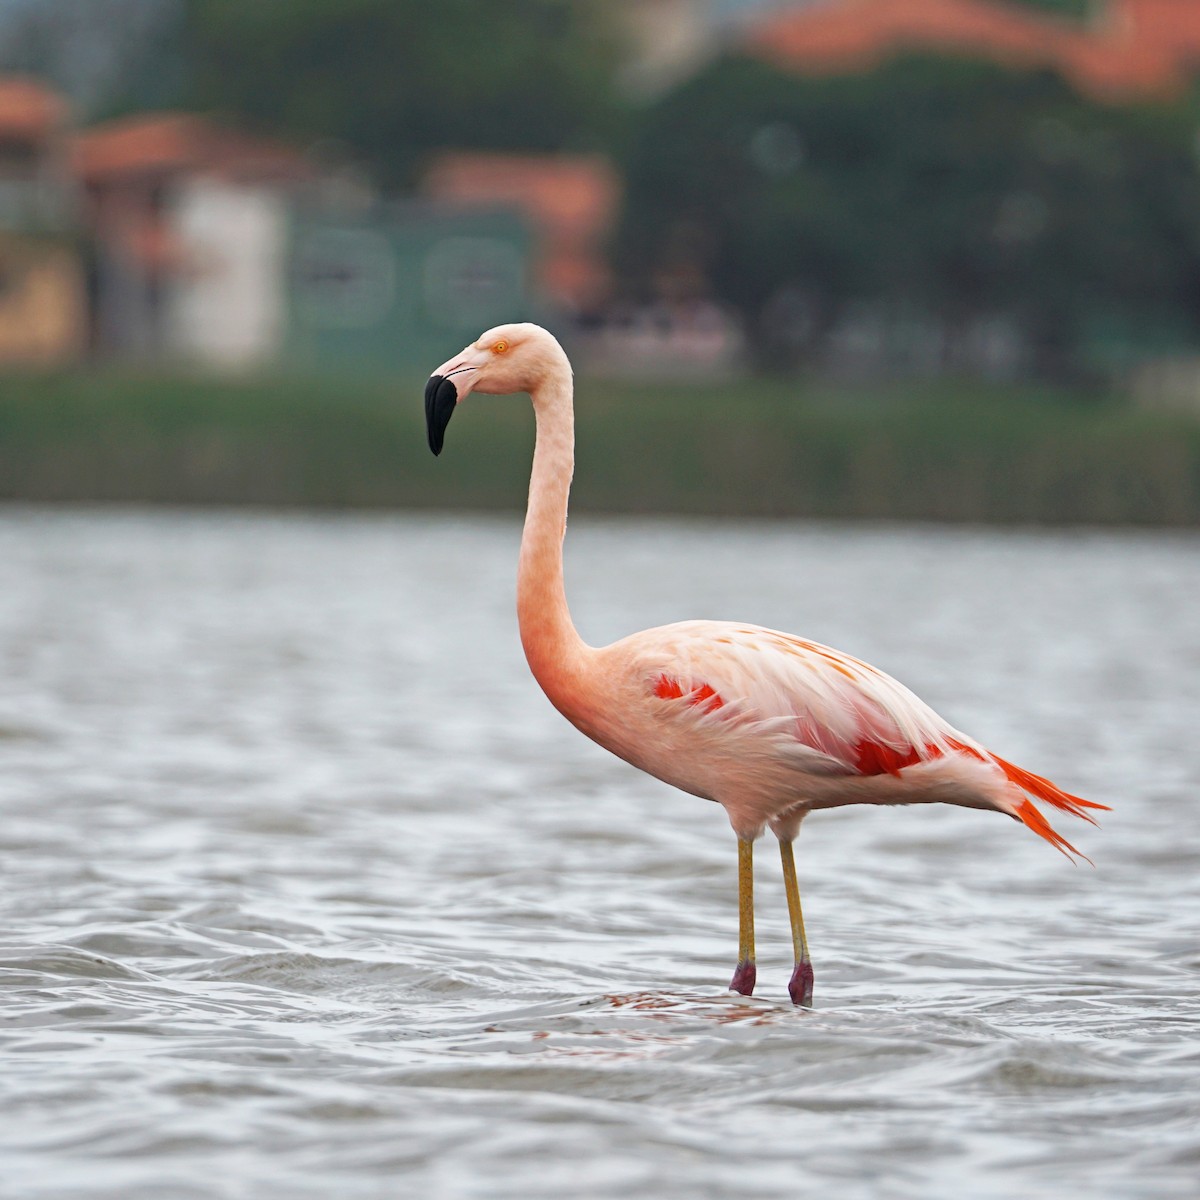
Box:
[424, 323, 1106, 1005]
[548, 618, 1100, 854]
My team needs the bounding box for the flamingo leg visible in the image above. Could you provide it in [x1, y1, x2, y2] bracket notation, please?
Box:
[729, 837, 756, 996]
[779, 839, 814, 1007]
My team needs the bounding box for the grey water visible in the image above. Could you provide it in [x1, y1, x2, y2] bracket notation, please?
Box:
[1, 507, 1197, 1200]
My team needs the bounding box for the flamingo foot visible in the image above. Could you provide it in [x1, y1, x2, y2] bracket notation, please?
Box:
[729, 959, 757, 996]
[788, 960, 814, 1007]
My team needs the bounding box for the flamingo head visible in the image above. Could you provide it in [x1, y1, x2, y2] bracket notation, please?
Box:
[425, 322, 568, 455]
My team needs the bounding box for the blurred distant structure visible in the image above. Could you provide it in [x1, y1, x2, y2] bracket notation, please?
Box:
[0, 75, 85, 366]
[285, 202, 530, 376]
[0, 75, 71, 227]
[73, 112, 310, 367]
[4, 0, 1200, 387]
[420, 145, 747, 378]
[421, 153, 620, 315]
[69, 111, 533, 373]
[610, 0, 1174, 100]
[616, 0, 824, 95]
[743, 0, 1200, 100]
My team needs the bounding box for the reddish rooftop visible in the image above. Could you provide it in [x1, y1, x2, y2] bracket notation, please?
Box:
[0, 77, 67, 140]
[423, 153, 620, 241]
[72, 112, 311, 184]
[422, 152, 622, 307]
[743, 0, 1200, 100]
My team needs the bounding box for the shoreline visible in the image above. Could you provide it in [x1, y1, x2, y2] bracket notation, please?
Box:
[2, 370, 1197, 525]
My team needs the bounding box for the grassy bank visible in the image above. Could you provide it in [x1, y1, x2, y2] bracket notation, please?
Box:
[1, 369, 1198, 524]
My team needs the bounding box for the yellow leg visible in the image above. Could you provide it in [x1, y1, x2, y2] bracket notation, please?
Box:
[780, 839, 814, 1006]
[729, 837, 756, 996]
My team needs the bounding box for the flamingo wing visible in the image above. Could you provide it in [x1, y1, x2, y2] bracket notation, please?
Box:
[623, 621, 1107, 858]
[635, 621, 960, 774]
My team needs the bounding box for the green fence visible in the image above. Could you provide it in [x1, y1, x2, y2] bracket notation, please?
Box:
[283, 204, 533, 374]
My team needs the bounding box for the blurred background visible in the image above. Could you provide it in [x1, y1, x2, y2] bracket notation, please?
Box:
[1, 0, 1199, 520]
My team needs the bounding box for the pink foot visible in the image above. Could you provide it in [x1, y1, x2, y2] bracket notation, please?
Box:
[729, 959, 756, 996]
[788, 960, 814, 1007]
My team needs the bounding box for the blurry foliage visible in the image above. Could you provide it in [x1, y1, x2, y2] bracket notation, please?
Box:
[2, 369, 1198, 524]
[617, 55, 1200, 377]
[178, 0, 624, 185]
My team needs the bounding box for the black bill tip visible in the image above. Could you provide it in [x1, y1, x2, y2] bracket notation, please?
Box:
[424, 374, 458, 456]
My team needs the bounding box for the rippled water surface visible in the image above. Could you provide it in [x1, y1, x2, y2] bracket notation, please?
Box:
[1, 508, 1198, 1199]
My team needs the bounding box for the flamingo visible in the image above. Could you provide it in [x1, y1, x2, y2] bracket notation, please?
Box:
[424, 323, 1107, 1007]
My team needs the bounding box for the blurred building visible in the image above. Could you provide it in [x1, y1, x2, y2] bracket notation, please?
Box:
[0, 75, 85, 367]
[72, 112, 312, 367]
[615, 0, 825, 95]
[421, 152, 620, 317]
[284, 202, 531, 376]
[743, 0, 1200, 100]
[70, 113, 537, 374]
[613, 0, 1200, 117]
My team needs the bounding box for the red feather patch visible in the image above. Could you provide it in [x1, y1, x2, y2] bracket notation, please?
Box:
[654, 675, 724, 713]
[852, 739, 942, 776]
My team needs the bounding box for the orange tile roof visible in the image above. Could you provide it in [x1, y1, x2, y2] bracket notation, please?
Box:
[743, 0, 1200, 100]
[72, 112, 310, 184]
[0, 76, 67, 140]
[1112, 0, 1200, 58]
[423, 153, 620, 241]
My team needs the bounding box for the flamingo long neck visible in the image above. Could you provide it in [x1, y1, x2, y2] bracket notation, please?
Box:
[517, 369, 593, 720]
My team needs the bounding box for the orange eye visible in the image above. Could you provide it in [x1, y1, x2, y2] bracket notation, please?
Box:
[492, 340, 508, 354]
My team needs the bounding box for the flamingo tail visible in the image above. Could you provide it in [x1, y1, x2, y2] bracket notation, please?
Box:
[992, 753, 1110, 863]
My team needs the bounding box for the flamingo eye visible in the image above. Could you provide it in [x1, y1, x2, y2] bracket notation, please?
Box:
[492, 340, 508, 354]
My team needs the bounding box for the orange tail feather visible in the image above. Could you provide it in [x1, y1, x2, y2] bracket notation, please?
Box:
[1012, 798, 1090, 863]
[992, 754, 1110, 864]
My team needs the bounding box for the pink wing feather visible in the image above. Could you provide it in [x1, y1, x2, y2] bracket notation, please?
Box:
[646, 622, 957, 772]
[637, 621, 1107, 858]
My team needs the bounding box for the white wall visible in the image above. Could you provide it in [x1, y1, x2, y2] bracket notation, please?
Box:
[167, 179, 287, 369]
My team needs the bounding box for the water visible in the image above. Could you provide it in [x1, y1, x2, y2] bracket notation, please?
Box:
[1, 508, 1197, 1200]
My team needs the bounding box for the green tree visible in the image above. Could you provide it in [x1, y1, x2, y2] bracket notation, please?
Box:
[617, 54, 1200, 378]
[179, 0, 623, 186]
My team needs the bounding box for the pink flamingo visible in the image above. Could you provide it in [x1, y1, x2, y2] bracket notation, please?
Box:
[425, 323, 1107, 1006]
